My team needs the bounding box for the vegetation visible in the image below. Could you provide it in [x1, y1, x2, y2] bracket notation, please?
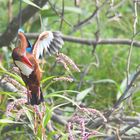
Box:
[0, 0, 140, 140]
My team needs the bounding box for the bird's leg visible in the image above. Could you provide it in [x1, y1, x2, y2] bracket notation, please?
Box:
[37, 87, 41, 100]
[27, 86, 32, 104]
[34, 105, 42, 120]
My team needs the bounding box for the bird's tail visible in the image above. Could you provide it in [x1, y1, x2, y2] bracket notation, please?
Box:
[30, 88, 44, 105]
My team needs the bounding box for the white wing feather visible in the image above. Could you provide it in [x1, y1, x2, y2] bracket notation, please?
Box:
[33, 31, 64, 59]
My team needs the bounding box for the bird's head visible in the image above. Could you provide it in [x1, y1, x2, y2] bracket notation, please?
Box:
[12, 29, 32, 67]
[12, 47, 33, 67]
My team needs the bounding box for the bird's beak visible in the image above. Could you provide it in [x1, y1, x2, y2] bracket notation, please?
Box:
[21, 56, 32, 67]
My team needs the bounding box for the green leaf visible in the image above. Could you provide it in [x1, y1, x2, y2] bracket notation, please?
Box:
[40, 6, 82, 17]
[76, 86, 93, 101]
[64, 6, 82, 14]
[43, 106, 52, 128]
[22, 106, 34, 130]
[40, 9, 57, 17]
[0, 119, 25, 124]
[22, 0, 41, 10]
[0, 70, 24, 86]
[0, 91, 16, 97]
[47, 131, 58, 140]
[93, 79, 117, 84]
[45, 90, 80, 108]
[41, 76, 55, 84]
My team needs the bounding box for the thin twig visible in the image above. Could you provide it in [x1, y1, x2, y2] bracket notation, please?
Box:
[105, 69, 140, 118]
[48, 0, 73, 28]
[59, 0, 64, 31]
[104, 120, 140, 140]
[126, 1, 138, 85]
[73, 0, 109, 30]
[92, 0, 100, 53]
[133, 1, 138, 35]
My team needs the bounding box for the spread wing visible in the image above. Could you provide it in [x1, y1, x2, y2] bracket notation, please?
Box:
[32, 31, 64, 59]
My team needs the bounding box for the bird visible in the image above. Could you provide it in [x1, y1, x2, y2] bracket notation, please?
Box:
[12, 29, 64, 105]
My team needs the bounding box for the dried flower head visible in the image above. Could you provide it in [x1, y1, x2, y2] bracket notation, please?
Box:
[6, 102, 15, 117]
[53, 76, 74, 82]
[56, 53, 80, 72]
[56, 57, 70, 71]
[80, 107, 107, 122]
[67, 107, 106, 140]
[16, 109, 25, 120]
[14, 98, 27, 106]
[11, 67, 21, 75]
[3, 76, 26, 93]
[6, 98, 27, 117]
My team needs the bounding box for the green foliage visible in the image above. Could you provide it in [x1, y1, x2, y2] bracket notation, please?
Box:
[22, 0, 41, 10]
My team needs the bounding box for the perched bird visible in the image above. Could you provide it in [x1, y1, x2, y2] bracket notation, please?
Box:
[12, 29, 64, 105]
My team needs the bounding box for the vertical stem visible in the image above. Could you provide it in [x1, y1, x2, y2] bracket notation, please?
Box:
[59, 0, 65, 31]
[39, 14, 45, 32]
[19, 0, 22, 29]
[8, 0, 13, 23]
[126, 1, 137, 85]
[133, 2, 137, 35]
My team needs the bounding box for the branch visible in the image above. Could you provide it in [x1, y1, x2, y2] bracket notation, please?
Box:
[109, 116, 140, 124]
[105, 69, 140, 118]
[1, 20, 140, 48]
[24, 33, 140, 48]
[63, 36, 140, 48]
[1, 31, 140, 49]
[121, 136, 140, 140]
[100, 135, 140, 140]
[104, 120, 140, 140]
[0, 0, 48, 47]
[73, 0, 108, 30]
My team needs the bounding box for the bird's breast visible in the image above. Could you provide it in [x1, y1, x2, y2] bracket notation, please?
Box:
[15, 60, 34, 77]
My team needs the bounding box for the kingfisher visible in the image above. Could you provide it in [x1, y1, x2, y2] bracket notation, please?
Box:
[12, 29, 64, 105]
